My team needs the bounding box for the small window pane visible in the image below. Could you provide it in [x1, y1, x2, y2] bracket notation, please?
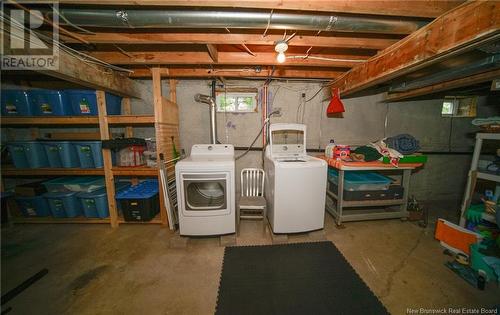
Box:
[216, 92, 257, 113]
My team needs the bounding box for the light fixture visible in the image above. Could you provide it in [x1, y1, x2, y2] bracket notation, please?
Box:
[274, 40, 288, 63]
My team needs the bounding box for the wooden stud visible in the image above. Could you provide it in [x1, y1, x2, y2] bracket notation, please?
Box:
[169, 79, 177, 103]
[152, 67, 170, 226]
[122, 98, 134, 138]
[332, 0, 500, 97]
[97, 90, 119, 228]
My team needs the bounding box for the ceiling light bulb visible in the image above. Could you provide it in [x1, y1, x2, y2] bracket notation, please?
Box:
[277, 52, 286, 63]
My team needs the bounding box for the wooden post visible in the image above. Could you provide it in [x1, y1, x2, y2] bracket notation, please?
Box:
[169, 79, 177, 103]
[122, 98, 133, 138]
[152, 67, 169, 226]
[97, 90, 119, 228]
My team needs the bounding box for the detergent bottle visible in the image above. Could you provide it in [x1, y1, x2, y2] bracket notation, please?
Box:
[325, 139, 335, 159]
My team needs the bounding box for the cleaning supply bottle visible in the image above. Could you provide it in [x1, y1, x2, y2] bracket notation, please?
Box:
[325, 139, 335, 159]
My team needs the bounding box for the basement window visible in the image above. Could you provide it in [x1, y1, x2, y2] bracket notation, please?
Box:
[441, 96, 477, 117]
[215, 91, 258, 113]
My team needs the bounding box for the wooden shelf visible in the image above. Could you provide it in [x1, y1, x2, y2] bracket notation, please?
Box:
[11, 216, 111, 224]
[1, 116, 99, 126]
[1, 167, 105, 176]
[112, 166, 158, 176]
[1, 115, 155, 127]
[107, 115, 155, 125]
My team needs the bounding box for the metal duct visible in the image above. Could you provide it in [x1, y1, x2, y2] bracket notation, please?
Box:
[194, 93, 218, 145]
[53, 9, 426, 35]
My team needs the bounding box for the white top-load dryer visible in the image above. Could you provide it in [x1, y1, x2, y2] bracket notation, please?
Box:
[176, 144, 235, 236]
[264, 123, 327, 233]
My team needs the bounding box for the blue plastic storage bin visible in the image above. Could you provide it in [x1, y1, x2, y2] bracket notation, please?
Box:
[15, 196, 51, 217]
[72, 141, 104, 168]
[30, 90, 72, 116]
[42, 141, 80, 168]
[44, 191, 82, 217]
[66, 90, 122, 116]
[43, 176, 105, 193]
[328, 169, 392, 191]
[6, 141, 49, 168]
[116, 180, 159, 221]
[77, 182, 130, 218]
[1, 90, 33, 116]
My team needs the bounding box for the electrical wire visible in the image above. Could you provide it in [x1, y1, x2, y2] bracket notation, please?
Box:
[1, 14, 133, 74]
[235, 110, 280, 160]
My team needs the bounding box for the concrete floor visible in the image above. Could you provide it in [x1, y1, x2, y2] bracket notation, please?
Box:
[2, 213, 499, 315]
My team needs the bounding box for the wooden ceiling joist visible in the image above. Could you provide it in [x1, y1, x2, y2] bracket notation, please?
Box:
[331, 0, 500, 97]
[385, 69, 500, 102]
[129, 67, 342, 79]
[2, 46, 143, 98]
[55, 0, 464, 18]
[87, 51, 367, 68]
[61, 33, 399, 51]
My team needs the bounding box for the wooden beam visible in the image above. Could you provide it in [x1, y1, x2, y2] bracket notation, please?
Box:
[169, 79, 177, 103]
[54, 0, 464, 18]
[87, 51, 367, 67]
[61, 33, 398, 51]
[97, 90, 119, 228]
[332, 1, 500, 97]
[122, 98, 133, 138]
[2, 47, 143, 98]
[385, 69, 500, 102]
[130, 67, 342, 79]
[152, 67, 170, 226]
[206, 44, 219, 62]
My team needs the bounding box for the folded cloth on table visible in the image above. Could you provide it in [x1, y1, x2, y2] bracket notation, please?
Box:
[385, 134, 420, 155]
[352, 146, 382, 162]
[472, 116, 500, 126]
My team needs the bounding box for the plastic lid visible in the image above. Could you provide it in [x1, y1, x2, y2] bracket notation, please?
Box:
[77, 182, 130, 198]
[43, 191, 78, 198]
[115, 180, 159, 199]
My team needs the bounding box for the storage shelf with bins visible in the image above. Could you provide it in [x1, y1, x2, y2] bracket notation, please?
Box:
[459, 133, 500, 226]
[1, 77, 180, 228]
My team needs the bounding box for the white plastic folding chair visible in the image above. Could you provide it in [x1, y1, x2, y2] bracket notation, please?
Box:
[238, 168, 266, 233]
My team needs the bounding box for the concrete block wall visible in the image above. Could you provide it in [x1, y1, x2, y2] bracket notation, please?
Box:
[2, 79, 498, 204]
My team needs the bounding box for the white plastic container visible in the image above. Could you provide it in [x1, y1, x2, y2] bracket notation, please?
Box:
[325, 139, 335, 158]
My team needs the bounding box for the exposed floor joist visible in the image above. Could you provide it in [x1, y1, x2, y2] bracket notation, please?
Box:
[60, 33, 399, 51]
[129, 67, 342, 79]
[384, 69, 500, 102]
[86, 51, 368, 67]
[54, 0, 464, 18]
[331, 0, 500, 97]
[2, 47, 143, 98]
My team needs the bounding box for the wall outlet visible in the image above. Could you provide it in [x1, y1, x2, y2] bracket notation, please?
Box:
[273, 107, 282, 117]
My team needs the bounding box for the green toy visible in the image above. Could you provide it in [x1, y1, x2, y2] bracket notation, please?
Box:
[465, 204, 485, 224]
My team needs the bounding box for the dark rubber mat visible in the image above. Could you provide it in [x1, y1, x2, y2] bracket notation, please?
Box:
[215, 241, 388, 315]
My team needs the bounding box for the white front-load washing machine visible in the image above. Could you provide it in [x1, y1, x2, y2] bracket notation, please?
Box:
[176, 144, 235, 236]
[264, 123, 327, 233]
